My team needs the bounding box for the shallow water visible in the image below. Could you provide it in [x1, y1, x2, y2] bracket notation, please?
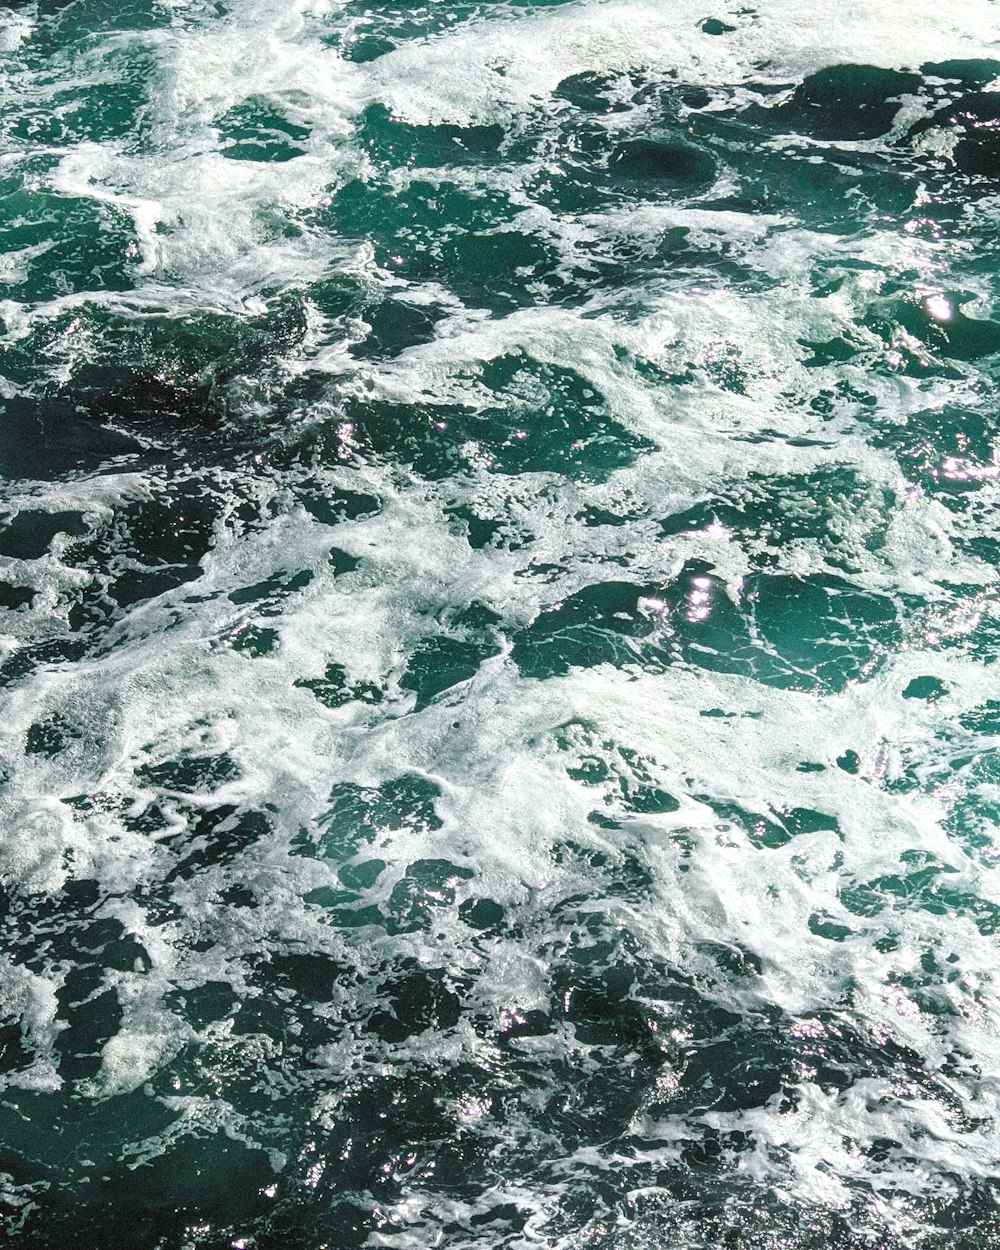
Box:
[2, 1, 1000, 1246]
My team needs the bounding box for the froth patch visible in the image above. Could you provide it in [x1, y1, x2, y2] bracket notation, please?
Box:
[363, 0, 999, 125]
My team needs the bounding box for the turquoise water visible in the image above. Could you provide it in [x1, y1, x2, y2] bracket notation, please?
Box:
[3, 0, 1000, 1246]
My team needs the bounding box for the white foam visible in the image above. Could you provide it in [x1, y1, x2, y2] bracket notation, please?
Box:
[364, 0, 1000, 126]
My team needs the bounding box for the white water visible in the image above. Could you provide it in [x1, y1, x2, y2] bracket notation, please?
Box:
[2, 0, 1000, 1245]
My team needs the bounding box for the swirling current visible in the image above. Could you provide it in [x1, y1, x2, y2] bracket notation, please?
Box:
[3, 1, 1000, 1247]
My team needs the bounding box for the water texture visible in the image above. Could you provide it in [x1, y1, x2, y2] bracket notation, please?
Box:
[2, 1, 1000, 1246]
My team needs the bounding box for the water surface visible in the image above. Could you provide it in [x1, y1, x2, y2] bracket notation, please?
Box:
[2, 1, 1000, 1246]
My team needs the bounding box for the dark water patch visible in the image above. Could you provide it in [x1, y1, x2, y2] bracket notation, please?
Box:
[401, 632, 499, 708]
[348, 296, 444, 359]
[359, 103, 507, 167]
[442, 225, 557, 305]
[9, 84, 139, 150]
[12, 1135, 277, 1250]
[0, 181, 140, 301]
[0, 581, 35, 611]
[0, 394, 142, 480]
[865, 293, 1000, 371]
[25, 0, 169, 43]
[903, 675, 948, 701]
[553, 70, 637, 114]
[513, 578, 664, 676]
[513, 567, 898, 691]
[660, 466, 895, 567]
[227, 621, 280, 656]
[0, 634, 90, 689]
[842, 857, 1000, 937]
[911, 92, 1000, 178]
[0, 299, 315, 492]
[229, 567, 313, 608]
[664, 92, 921, 229]
[749, 572, 899, 690]
[774, 64, 922, 141]
[609, 137, 717, 188]
[0, 509, 88, 559]
[340, 30, 397, 62]
[162, 806, 273, 883]
[317, 177, 561, 310]
[528, 124, 718, 214]
[56, 478, 221, 636]
[134, 751, 241, 795]
[64, 298, 310, 430]
[369, 963, 462, 1037]
[327, 354, 651, 481]
[25, 712, 81, 756]
[295, 660, 385, 708]
[294, 480, 381, 524]
[921, 58, 1000, 87]
[168, 979, 237, 1028]
[871, 402, 1000, 494]
[700, 16, 735, 36]
[295, 774, 444, 862]
[705, 796, 841, 850]
[218, 97, 311, 162]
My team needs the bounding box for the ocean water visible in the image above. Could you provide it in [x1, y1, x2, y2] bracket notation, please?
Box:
[2, 0, 1000, 1246]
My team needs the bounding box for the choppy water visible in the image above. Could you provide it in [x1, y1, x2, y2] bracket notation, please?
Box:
[3, 1, 1000, 1246]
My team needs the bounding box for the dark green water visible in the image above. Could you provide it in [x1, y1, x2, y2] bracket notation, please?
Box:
[3, 1, 1000, 1247]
